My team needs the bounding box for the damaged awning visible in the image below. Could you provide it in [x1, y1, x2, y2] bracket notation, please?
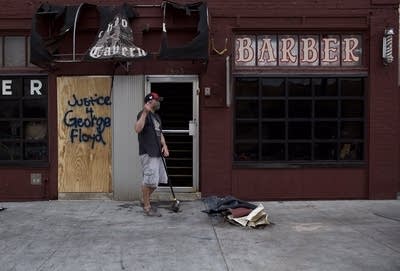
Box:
[30, 3, 96, 67]
[30, 1, 209, 69]
[159, 1, 209, 60]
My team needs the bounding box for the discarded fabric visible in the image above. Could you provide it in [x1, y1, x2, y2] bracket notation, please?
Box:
[202, 195, 257, 214]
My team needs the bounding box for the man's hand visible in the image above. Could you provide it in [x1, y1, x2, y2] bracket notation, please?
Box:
[162, 145, 169, 157]
[135, 104, 151, 134]
[144, 102, 152, 113]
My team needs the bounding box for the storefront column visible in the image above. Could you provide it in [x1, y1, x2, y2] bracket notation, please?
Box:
[112, 75, 144, 201]
[368, 10, 400, 199]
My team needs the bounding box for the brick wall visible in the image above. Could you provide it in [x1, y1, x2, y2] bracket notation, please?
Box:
[1, 0, 399, 199]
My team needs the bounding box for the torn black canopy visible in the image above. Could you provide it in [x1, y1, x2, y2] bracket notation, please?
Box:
[30, 3, 95, 68]
[30, 3, 146, 68]
[159, 1, 209, 60]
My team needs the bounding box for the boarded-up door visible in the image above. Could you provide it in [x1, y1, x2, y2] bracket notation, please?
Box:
[57, 76, 112, 193]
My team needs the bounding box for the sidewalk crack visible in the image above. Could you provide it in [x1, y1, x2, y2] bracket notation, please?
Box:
[203, 201, 230, 271]
[211, 222, 230, 271]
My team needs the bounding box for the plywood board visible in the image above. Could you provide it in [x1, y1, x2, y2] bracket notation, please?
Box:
[57, 76, 112, 193]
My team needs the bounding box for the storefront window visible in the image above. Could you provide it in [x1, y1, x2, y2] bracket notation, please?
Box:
[0, 36, 32, 67]
[0, 76, 48, 163]
[234, 77, 365, 165]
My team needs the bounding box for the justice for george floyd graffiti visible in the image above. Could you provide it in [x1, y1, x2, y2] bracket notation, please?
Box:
[62, 94, 112, 149]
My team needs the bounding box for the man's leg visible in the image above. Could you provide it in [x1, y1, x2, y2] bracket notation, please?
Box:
[141, 155, 161, 216]
[142, 185, 156, 211]
[142, 185, 160, 216]
[142, 185, 152, 211]
[141, 154, 155, 211]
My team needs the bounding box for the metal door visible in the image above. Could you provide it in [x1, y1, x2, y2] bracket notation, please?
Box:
[145, 75, 199, 192]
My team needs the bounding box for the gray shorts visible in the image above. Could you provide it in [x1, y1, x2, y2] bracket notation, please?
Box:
[140, 154, 168, 188]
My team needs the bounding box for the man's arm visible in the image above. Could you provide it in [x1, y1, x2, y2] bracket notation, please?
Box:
[135, 111, 148, 133]
[135, 103, 152, 133]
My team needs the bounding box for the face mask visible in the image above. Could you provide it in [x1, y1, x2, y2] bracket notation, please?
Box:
[154, 101, 161, 111]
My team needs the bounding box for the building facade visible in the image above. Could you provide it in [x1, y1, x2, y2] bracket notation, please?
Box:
[0, 0, 399, 201]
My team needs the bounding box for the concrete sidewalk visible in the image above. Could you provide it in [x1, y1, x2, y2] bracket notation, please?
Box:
[0, 200, 399, 271]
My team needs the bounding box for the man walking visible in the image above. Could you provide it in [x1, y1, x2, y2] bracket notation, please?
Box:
[135, 92, 169, 216]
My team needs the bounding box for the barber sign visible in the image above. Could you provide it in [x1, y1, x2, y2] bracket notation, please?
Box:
[235, 34, 362, 67]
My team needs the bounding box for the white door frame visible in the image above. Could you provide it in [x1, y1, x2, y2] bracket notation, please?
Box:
[145, 75, 199, 193]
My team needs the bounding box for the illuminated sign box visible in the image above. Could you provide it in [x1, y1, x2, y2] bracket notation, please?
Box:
[235, 34, 362, 67]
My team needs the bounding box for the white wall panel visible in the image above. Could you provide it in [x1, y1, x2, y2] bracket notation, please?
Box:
[112, 75, 144, 200]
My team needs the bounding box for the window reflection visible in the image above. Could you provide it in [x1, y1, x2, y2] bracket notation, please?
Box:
[341, 78, 363, 96]
[0, 121, 21, 139]
[314, 143, 337, 160]
[234, 143, 258, 161]
[341, 121, 363, 139]
[262, 122, 285, 140]
[235, 121, 258, 140]
[289, 143, 311, 160]
[24, 142, 48, 160]
[262, 143, 285, 161]
[23, 100, 47, 118]
[24, 121, 47, 140]
[339, 143, 363, 160]
[289, 121, 311, 139]
[289, 100, 312, 118]
[0, 142, 21, 160]
[288, 78, 311, 96]
[262, 100, 285, 118]
[315, 121, 337, 139]
[314, 78, 337, 96]
[315, 100, 338, 118]
[0, 101, 19, 118]
[236, 78, 258, 97]
[262, 78, 285, 97]
[236, 100, 258, 118]
[4, 36, 26, 67]
[341, 100, 363, 117]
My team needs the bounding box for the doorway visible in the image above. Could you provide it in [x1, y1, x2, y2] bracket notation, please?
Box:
[146, 75, 199, 192]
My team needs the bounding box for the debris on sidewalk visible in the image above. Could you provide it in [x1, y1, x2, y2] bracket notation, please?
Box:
[202, 196, 270, 228]
[227, 203, 270, 228]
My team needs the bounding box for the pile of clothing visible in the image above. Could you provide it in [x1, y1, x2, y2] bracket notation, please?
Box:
[202, 196, 270, 228]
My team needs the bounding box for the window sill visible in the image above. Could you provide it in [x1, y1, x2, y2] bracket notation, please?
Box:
[0, 161, 49, 168]
[233, 161, 367, 169]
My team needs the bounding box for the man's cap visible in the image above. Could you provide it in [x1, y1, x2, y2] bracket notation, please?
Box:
[144, 92, 162, 103]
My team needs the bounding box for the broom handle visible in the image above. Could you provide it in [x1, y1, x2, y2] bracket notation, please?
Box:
[149, 113, 177, 199]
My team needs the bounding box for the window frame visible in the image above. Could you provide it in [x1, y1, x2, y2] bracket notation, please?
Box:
[233, 74, 367, 168]
[0, 35, 36, 69]
[0, 75, 49, 167]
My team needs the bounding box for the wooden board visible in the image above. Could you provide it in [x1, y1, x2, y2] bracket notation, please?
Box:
[57, 76, 112, 193]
